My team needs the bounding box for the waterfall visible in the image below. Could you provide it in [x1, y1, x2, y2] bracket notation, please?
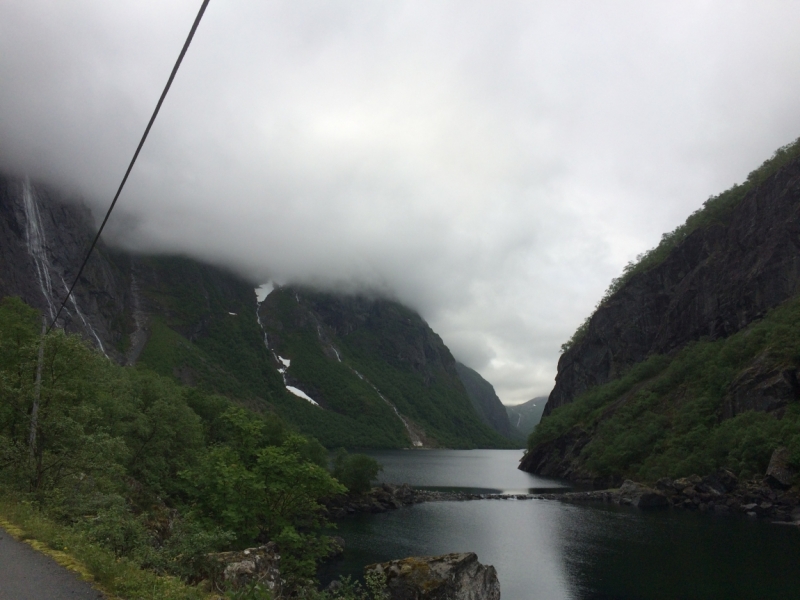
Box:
[21, 180, 56, 319]
[355, 370, 424, 447]
[20, 180, 106, 355]
[58, 274, 106, 356]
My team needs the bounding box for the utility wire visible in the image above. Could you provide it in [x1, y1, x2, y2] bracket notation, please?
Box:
[48, 0, 211, 333]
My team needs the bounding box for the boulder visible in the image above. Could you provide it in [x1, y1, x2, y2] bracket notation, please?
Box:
[618, 480, 668, 509]
[365, 552, 501, 600]
[701, 469, 739, 494]
[208, 543, 280, 595]
[765, 447, 796, 490]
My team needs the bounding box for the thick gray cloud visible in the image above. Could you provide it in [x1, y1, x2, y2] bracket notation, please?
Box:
[2, 1, 800, 403]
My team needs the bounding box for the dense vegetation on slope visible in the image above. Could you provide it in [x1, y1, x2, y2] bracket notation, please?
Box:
[527, 295, 800, 482]
[259, 289, 409, 447]
[0, 296, 386, 597]
[134, 258, 416, 448]
[454, 362, 517, 441]
[261, 288, 513, 449]
[561, 137, 800, 353]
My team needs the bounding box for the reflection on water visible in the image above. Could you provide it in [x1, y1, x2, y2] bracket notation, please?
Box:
[370, 449, 570, 494]
[323, 450, 800, 600]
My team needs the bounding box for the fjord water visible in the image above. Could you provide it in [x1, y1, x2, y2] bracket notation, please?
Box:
[324, 450, 800, 600]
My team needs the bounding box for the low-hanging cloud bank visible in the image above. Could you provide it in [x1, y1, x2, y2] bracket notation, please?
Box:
[2, 1, 800, 403]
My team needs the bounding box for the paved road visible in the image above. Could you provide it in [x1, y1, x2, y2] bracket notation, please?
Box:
[0, 526, 104, 599]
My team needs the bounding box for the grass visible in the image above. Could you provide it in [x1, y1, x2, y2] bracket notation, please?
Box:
[0, 494, 213, 600]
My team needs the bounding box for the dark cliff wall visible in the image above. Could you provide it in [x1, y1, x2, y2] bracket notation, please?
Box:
[0, 175, 133, 360]
[454, 362, 514, 438]
[547, 153, 800, 416]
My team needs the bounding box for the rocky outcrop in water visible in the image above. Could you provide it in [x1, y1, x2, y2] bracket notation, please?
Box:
[546, 153, 800, 416]
[365, 553, 501, 600]
[546, 464, 800, 523]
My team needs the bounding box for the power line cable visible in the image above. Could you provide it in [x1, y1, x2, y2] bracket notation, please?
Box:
[48, 0, 211, 333]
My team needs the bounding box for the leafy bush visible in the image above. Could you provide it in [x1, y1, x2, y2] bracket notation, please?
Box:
[332, 450, 383, 495]
[0, 296, 357, 594]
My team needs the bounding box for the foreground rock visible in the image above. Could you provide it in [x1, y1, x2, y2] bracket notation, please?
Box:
[207, 543, 281, 595]
[365, 553, 500, 600]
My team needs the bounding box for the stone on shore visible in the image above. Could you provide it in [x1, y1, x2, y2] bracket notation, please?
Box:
[207, 543, 281, 595]
[766, 447, 796, 490]
[365, 552, 501, 600]
[618, 480, 668, 508]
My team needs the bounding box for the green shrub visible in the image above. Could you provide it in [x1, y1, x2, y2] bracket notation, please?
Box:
[332, 450, 383, 495]
[0, 296, 357, 592]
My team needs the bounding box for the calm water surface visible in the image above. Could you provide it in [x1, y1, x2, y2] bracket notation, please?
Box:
[322, 450, 800, 600]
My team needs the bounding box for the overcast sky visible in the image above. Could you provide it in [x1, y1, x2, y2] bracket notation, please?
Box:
[2, 1, 800, 404]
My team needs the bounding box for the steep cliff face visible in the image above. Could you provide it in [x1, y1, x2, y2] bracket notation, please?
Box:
[0, 175, 132, 360]
[522, 142, 800, 482]
[259, 287, 512, 449]
[547, 150, 800, 416]
[454, 362, 515, 439]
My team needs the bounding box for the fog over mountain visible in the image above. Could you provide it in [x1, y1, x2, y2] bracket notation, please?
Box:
[2, 1, 800, 403]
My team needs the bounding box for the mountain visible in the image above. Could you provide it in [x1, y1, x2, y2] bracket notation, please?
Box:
[259, 287, 513, 449]
[453, 362, 516, 440]
[505, 397, 547, 438]
[521, 138, 800, 484]
[0, 174, 509, 449]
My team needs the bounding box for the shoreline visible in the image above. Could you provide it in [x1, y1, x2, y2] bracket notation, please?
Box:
[326, 473, 800, 526]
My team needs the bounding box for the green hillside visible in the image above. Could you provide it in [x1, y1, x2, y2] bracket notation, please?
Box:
[261, 287, 514, 449]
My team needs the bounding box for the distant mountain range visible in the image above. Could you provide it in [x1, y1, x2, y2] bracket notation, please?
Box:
[505, 397, 547, 438]
[0, 174, 515, 449]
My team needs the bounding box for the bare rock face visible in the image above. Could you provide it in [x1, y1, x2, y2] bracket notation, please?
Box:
[208, 543, 281, 595]
[766, 447, 796, 490]
[723, 357, 800, 419]
[365, 553, 501, 600]
[546, 154, 800, 416]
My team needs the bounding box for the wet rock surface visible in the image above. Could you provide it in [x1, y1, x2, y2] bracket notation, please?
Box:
[365, 552, 500, 600]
